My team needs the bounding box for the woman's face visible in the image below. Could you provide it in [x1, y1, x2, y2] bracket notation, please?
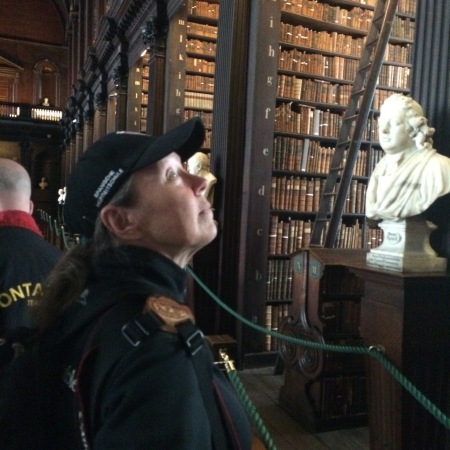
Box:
[123, 152, 217, 265]
[378, 108, 413, 155]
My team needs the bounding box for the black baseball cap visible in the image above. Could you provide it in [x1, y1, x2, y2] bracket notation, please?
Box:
[64, 117, 205, 238]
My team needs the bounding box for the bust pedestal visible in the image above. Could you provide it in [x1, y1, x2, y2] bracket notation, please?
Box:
[366, 217, 447, 272]
[349, 266, 450, 450]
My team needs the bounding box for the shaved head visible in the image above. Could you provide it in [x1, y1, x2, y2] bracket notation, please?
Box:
[0, 158, 33, 213]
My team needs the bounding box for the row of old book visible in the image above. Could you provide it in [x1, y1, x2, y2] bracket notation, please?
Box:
[272, 135, 384, 175]
[281, 0, 415, 18]
[378, 64, 411, 89]
[277, 74, 400, 111]
[279, 23, 412, 65]
[282, 2, 375, 31]
[268, 216, 383, 254]
[278, 49, 411, 90]
[186, 22, 218, 39]
[188, 0, 219, 19]
[186, 74, 215, 93]
[186, 57, 215, 75]
[267, 259, 293, 302]
[186, 39, 217, 57]
[278, 49, 360, 81]
[274, 103, 376, 140]
[264, 302, 290, 352]
[281, 2, 413, 41]
[185, 92, 214, 110]
[277, 74, 353, 105]
[270, 176, 368, 214]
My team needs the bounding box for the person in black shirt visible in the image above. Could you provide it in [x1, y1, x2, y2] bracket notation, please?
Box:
[0, 158, 61, 366]
[10, 118, 252, 449]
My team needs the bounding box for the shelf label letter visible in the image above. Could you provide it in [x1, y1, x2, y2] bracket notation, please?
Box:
[258, 185, 265, 196]
[268, 45, 275, 58]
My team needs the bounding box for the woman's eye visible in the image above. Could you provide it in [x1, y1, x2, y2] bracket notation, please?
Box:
[167, 170, 178, 180]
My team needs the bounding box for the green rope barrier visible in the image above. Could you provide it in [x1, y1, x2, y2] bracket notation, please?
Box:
[219, 351, 278, 450]
[186, 265, 450, 431]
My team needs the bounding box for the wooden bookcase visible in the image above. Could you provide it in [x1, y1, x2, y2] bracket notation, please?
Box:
[278, 248, 368, 431]
[166, 0, 218, 151]
[127, 52, 149, 133]
[164, 0, 220, 337]
[243, 0, 416, 354]
[162, 0, 417, 363]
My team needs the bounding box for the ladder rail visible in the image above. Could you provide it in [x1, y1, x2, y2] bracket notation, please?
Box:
[310, 0, 400, 248]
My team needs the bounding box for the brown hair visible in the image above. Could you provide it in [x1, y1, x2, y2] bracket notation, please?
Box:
[34, 174, 137, 331]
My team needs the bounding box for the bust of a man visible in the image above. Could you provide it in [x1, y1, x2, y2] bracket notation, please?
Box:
[366, 94, 450, 221]
[187, 152, 217, 206]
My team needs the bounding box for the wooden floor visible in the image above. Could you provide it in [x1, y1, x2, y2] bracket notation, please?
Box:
[238, 367, 370, 450]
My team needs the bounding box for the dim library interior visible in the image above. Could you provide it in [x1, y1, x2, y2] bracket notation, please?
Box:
[0, 0, 450, 448]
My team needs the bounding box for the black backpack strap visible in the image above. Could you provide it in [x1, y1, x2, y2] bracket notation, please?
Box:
[177, 320, 229, 450]
[78, 295, 229, 450]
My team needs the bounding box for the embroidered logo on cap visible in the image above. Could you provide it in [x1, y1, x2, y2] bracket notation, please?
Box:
[94, 168, 124, 207]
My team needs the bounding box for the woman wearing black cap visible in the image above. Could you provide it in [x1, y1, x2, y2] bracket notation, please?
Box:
[0, 118, 252, 449]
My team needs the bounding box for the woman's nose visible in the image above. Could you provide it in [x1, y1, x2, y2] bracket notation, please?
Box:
[191, 173, 208, 196]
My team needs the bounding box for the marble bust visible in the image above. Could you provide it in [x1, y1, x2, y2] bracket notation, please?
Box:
[187, 152, 217, 206]
[366, 94, 450, 221]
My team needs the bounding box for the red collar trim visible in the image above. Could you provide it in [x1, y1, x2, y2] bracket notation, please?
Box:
[0, 210, 43, 237]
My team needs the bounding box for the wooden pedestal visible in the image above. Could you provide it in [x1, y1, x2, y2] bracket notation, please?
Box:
[350, 267, 450, 450]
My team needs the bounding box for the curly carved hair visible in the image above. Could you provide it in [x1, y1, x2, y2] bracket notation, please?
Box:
[380, 94, 435, 151]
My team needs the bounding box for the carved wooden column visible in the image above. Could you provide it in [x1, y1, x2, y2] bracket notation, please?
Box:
[112, 43, 129, 132]
[74, 109, 84, 163]
[93, 92, 107, 141]
[141, 0, 168, 136]
[350, 266, 450, 450]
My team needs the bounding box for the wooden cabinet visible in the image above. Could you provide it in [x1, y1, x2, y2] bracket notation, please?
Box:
[278, 248, 368, 431]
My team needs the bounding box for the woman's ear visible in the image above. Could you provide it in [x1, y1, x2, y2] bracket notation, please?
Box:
[100, 204, 141, 241]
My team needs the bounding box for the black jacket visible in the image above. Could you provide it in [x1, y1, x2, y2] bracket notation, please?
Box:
[0, 211, 61, 342]
[48, 246, 251, 449]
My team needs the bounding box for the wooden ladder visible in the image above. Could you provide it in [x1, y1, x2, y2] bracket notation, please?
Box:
[309, 0, 400, 248]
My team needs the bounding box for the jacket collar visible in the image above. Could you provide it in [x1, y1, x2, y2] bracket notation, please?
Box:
[58, 246, 189, 339]
[0, 210, 43, 237]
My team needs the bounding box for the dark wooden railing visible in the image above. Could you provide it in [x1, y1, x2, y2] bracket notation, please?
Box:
[0, 101, 63, 123]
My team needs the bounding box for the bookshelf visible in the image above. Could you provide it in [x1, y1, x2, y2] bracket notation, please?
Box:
[162, 0, 416, 364]
[167, 0, 218, 149]
[141, 55, 149, 133]
[279, 248, 368, 431]
[262, 0, 416, 350]
[127, 51, 149, 133]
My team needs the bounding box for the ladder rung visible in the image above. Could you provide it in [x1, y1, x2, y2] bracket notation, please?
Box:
[344, 114, 358, 123]
[351, 88, 365, 97]
[358, 61, 372, 72]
